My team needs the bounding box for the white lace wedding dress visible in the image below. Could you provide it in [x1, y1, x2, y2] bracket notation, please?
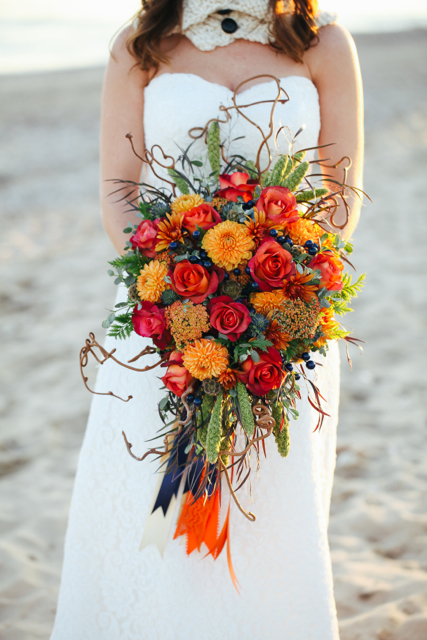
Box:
[51, 73, 340, 639]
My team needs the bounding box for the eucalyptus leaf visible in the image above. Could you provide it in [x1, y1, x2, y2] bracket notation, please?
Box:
[123, 227, 133, 234]
[191, 160, 203, 167]
[108, 312, 116, 324]
[218, 333, 229, 341]
[115, 302, 128, 308]
[102, 319, 110, 329]
[107, 270, 114, 276]
[124, 275, 136, 286]
[250, 350, 260, 362]
[114, 277, 122, 285]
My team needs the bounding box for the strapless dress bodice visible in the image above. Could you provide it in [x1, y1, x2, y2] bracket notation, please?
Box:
[143, 73, 320, 186]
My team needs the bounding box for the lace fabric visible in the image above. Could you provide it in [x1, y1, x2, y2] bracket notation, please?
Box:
[51, 74, 340, 640]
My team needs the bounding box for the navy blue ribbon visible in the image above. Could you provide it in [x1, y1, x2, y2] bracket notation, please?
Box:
[151, 431, 189, 516]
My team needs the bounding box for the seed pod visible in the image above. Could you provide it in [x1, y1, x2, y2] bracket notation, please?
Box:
[206, 394, 224, 463]
[274, 413, 290, 458]
[237, 381, 255, 437]
[202, 378, 222, 396]
[207, 121, 221, 178]
[282, 161, 310, 192]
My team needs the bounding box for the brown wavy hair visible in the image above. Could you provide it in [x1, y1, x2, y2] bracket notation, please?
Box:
[126, 0, 319, 70]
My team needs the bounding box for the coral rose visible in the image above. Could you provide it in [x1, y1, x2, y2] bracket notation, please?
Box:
[169, 260, 222, 303]
[161, 351, 194, 397]
[217, 171, 257, 203]
[309, 251, 344, 291]
[131, 302, 171, 349]
[256, 186, 299, 227]
[238, 347, 283, 396]
[248, 238, 294, 291]
[208, 295, 251, 342]
[182, 203, 221, 234]
[130, 219, 159, 257]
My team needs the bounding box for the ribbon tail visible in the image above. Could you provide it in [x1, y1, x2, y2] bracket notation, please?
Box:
[226, 507, 240, 594]
[139, 471, 180, 556]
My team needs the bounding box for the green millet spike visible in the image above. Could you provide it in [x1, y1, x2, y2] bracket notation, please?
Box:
[282, 161, 310, 192]
[167, 168, 189, 195]
[274, 413, 290, 458]
[237, 381, 255, 437]
[197, 394, 216, 448]
[206, 394, 224, 463]
[207, 121, 221, 178]
[295, 187, 329, 203]
[293, 150, 306, 163]
[270, 154, 289, 185]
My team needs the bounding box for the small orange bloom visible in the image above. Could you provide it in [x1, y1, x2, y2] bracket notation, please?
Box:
[286, 218, 323, 246]
[218, 368, 238, 390]
[202, 220, 255, 271]
[282, 271, 319, 303]
[155, 212, 186, 252]
[313, 307, 340, 347]
[171, 193, 204, 215]
[250, 290, 286, 315]
[136, 260, 169, 303]
[244, 208, 274, 247]
[265, 319, 291, 350]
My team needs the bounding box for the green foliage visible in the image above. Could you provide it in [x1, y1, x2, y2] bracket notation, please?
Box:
[107, 312, 133, 340]
[109, 250, 147, 277]
[295, 187, 329, 202]
[207, 121, 221, 178]
[167, 168, 190, 195]
[282, 161, 310, 192]
[260, 170, 271, 186]
[243, 159, 258, 180]
[236, 381, 255, 437]
[233, 338, 273, 364]
[329, 272, 365, 316]
[206, 394, 224, 463]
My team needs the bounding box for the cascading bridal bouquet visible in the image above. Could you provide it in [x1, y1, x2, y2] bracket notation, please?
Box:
[80, 76, 364, 587]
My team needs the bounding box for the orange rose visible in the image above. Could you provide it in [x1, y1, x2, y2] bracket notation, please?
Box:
[217, 171, 257, 203]
[256, 186, 299, 227]
[309, 251, 344, 291]
[248, 238, 294, 291]
[169, 260, 222, 303]
[161, 351, 194, 398]
[182, 203, 221, 234]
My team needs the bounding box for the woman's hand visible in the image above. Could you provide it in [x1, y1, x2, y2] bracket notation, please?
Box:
[306, 24, 364, 240]
[100, 27, 149, 254]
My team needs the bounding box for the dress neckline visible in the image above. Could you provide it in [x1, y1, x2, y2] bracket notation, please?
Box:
[146, 72, 318, 97]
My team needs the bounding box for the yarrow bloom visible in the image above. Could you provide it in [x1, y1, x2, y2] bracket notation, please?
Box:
[136, 260, 169, 303]
[182, 339, 229, 381]
[171, 193, 204, 215]
[165, 301, 211, 350]
[202, 220, 255, 271]
[269, 298, 321, 341]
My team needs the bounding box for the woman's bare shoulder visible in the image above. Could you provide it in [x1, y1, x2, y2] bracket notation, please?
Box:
[108, 26, 149, 83]
[305, 23, 359, 82]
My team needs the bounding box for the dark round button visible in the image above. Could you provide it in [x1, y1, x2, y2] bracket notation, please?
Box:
[221, 17, 238, 34]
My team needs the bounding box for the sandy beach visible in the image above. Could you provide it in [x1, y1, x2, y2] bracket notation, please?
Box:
[0, 29, 426, 639]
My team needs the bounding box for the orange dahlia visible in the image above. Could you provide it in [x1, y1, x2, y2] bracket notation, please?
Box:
[250, 290, 286, 315]
[286, 217, 323, 246]
[155, 212, 186, 253]
[282, 271, 319, 303]
[182, 339, 229, 381]
[136, 260, 169, 303]
[171, 193, 204, 215]
[218, 367, 238, 390]
[202, 220, 255, 271]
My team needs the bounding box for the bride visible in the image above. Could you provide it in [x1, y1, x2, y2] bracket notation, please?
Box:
[51, 1, 363, 638]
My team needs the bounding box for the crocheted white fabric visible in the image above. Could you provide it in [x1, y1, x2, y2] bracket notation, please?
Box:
[176, 0, 337, 51]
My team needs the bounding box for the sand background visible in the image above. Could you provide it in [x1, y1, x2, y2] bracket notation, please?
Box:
[0, 29, 426, 639]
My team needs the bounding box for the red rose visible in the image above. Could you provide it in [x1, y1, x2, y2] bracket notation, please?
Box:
[217, 171, 257, 203]
[238, 347, 283, 396]
[256, 186, 299, 227]
[131, 302, 171, 348]
[130, 219, 159, 257]
[248, 238, 294, 291]
[169, 260, 222, 303]
[208, 295, 251, 342]
[309, 251, 344, 291]
[161, 351, 194, 397]
[182, 204, 221, 234]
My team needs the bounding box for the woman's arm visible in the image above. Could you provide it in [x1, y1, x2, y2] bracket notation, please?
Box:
[306, 24, 364, 239]
[100, 27, 149, 254]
